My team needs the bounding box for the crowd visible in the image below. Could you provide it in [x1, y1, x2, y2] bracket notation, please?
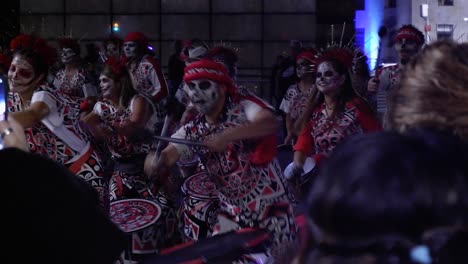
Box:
[0, 23, 467, 264]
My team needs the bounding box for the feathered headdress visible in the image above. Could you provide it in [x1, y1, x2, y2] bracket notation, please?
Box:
[58, 37, 80, 53]
[105, 57, 126, 77]
[10, 34, 57, 66]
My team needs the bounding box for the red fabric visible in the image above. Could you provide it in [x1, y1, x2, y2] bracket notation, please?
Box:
[124, 32, 148, 47]
[146, 56, 168, 102]
[105, 57, 126, 77]
[353, 98, 383, 132]
[183, 59, 236, 96]
[10, 34, 57, 66]
[294, 122, 314, 156]
[395, 25, 424, 45]
[296, 50, 316, 63]
[250, 134, 277, 165]
[316, 47, 354, 68]
[79, 100, 92, 112]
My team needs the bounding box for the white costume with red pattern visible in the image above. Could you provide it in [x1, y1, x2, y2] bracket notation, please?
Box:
[294, 97, 381, 158]
[53, 68, 97, 99]
[8, 84, 108, 210]
[280, 83, 314, 123]
[171, 95, 297, 256]
[127, 55, 168, 133]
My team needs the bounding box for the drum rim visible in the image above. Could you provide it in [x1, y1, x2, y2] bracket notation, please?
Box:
[110, 198, 162, 233]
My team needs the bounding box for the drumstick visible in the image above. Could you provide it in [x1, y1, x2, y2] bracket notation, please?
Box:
[153, 135, 206, 147]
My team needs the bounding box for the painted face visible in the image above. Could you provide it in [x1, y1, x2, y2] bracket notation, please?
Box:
[296, 58, 314, 79]
[61, 48, 77, 65]
[315, 61, 344, 96]
[106, 43, 119, 57]
[123, 41, 138, 58]
[184, 79, 220, 114]
[8, 55, 36, 93]
[394, 38, 421, 65]
[99, 74, 117, 99]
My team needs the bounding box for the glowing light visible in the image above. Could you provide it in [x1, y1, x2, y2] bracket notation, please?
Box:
[355, 0, 384, 70]
[148, 46, 154, 51]
[112, 22, 119, 32]
[464, 17, 468, 22]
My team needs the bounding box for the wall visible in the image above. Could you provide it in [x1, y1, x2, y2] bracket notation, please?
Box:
[19, 0, 317, 85]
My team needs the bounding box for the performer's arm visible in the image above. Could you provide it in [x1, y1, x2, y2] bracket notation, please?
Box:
[10, 101, 49, 129]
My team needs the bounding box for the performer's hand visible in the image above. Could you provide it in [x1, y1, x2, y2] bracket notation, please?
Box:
[0, 116, 29, 152]
[284, 133, 294, 145]
[144, 151, 170, 184]
[204, 133, 230, 152]
[367, 77, 379, 93]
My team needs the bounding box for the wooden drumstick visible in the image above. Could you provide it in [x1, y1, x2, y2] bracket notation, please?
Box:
[153, 135, 206, 147]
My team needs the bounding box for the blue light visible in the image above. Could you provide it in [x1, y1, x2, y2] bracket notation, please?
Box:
[355, 0, 384, 70]
[113, 27, 119, 32]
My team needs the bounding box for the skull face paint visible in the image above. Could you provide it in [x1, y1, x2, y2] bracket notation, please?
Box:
[8, 55, 36, 93]
[123, 41, 138, 58]
[184, 79, 220, 114]
[315, 61, 344, 96]
[99, 74, 117, 99]
[61, 48, 77, 65]
[106, 43, 119, 58]
[394, 38, 421, 65]
[296, 58, 314, 79]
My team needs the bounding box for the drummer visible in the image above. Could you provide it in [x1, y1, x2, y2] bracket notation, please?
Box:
[146, 59, 297, 260]
[291, 47, 381, 199]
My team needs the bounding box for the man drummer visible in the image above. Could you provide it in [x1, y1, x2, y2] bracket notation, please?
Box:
[146, 59, 297, 259]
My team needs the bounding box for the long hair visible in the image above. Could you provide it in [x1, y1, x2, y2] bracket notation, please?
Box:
[388, 40, 468, 140]
[295, 58, 356, 134]
[100, 63, 136, 108]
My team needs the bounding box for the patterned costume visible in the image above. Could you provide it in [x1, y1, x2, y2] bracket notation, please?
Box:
[93, 95, 180, 254]
[8, 84, 108, 210]
[171, 94, 297, 257]
[280, 83, 314, 123]
[294, 97, 381, 157]
[127, 54, 168, 134]
[52, 67, 97, 99]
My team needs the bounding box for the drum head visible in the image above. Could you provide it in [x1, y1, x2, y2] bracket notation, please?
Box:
[182, 172, 219, 199]
[110, 199, 161, 233]
[283, 157, 316, 179]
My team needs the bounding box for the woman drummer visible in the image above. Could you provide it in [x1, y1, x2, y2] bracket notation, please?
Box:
[291, 47, 381, 198]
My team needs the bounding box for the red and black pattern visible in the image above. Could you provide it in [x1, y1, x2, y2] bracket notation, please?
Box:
[177, 95, 297, 256]
[53, 68, 94, 99]
[8, 85, 108, 211]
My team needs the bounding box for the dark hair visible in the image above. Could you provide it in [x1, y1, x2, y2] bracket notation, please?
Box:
[296, 58, 356, 133]
[100, 64, 136, 108]
[301, 129, 468, 263]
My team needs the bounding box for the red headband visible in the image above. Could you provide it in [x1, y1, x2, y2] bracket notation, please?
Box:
[183, 59, 236, 95]
[296, 51, 316, 63]
[395, 26, 424, 45]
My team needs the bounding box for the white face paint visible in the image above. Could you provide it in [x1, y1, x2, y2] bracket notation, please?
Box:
[184, 79, 220, 114]
[99, 74, 117, 99]
[8, 55, 36, 93]
[394, 38, 421, 65]
[106, 43, 119, 57]
[61, 48, 77, 65]
[123, 41, 138, 58]
[296, 58, 314, 79]
[315, 61, 344, 96]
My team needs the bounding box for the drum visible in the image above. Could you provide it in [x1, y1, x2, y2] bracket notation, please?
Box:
[140, 228, 272, 264]
[181, 172, 220, 241]
[110, 198, 161, 234]
[110, 197, 181, 261]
